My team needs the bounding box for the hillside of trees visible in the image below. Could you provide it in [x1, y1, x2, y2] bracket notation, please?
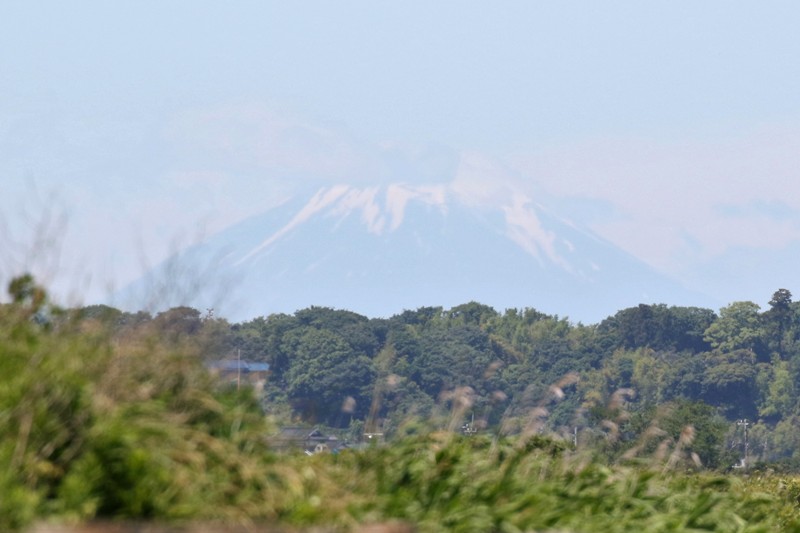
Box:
[7, 274, 800, 531]
[69, 285, 800, 470]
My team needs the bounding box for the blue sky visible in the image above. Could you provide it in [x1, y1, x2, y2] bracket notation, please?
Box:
[2, 2, 800, 310]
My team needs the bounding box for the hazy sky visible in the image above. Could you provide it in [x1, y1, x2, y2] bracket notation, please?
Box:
[2, 2, 800, 309]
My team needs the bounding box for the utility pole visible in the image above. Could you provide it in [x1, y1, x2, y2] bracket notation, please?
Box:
[737, 419, 750, 468]
[237, 348, 241, 391]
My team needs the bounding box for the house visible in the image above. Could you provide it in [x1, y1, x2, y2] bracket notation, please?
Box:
[246, 362, 271, 381]
[271, 426, 344, 454]
[207, 359, 271, 384]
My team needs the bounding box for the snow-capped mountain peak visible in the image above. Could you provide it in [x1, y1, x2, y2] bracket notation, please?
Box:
[235, 183, 571, 272]
[119, 182, 712, 324]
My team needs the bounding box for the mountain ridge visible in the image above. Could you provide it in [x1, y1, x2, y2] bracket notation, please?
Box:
[116, 182, 717, 324]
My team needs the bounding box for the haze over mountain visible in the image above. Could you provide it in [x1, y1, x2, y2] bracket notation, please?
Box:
[118, 180, 715, 324]
[4, 4, 800, 317]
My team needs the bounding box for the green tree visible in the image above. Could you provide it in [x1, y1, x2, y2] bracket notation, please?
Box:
[703, 301, 765, 355]
[634, 400, 731, 469]
[701, 349, 758, 418]
[756, 359, 795, 420]
[446, 302, 498, 327]
[765, 288, 793, 357]
[768, 414, 800, 464]
[8, 273, 47, 309]
[282, 327, 376, 425]
[631, 348, 667, 405]
[152, 306, 202, 339]
[598, 304, 716, 354]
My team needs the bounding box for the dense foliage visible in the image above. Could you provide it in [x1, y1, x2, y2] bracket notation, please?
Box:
[205, 293, 800, 469]
[6, 276, 800, 530]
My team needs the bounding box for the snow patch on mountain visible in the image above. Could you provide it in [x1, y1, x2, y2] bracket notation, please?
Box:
[235, 185, 351, 265]
[502, 192, 569, 270]
[235, 182, 573, 273]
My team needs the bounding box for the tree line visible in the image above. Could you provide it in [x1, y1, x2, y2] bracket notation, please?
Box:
[61, 287, 800, 470]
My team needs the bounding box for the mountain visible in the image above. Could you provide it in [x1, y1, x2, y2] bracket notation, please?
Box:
[116, 183, 716, 324]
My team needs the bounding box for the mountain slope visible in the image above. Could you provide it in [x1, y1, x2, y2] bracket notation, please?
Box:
[117, 183, 715, 324]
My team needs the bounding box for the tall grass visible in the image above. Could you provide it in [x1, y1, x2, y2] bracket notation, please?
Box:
[0, 277, 303, 529]
[329, 431, 800, 533]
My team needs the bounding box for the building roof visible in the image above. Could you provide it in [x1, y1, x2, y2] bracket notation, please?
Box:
[278, 426, 320, 439]
[207, 360, 270, 373]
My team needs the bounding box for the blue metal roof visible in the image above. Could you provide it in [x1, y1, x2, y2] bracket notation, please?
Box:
[207, 360, 270, 372]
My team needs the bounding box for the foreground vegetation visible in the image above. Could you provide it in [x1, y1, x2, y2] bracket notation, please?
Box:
[5, 276, 800, 531]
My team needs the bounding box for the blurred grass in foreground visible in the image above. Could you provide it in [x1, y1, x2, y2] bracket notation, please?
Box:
[3, 276, 800, 532]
